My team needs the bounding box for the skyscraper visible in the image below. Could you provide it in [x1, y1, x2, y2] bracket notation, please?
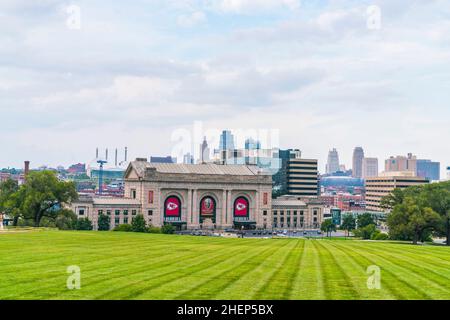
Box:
[199, 136, 210, 163]
[219, 130, 235, 151]
[362, 157, 379, 178]
[326, 148, 340, 174]
[352, 147, 364, 178]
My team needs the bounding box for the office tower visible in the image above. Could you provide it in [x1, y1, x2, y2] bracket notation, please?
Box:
[416, 160, 440, 181]
[272, 149, 301, 195]
[199, 136, 210, 163]
[287, 158, 319, 196]
[326, 148, 340, 174]
[352, 147, 364, 178]
[219, 130, 235, 151]
[385, 153, 417, 173]
[362, 157, 379, 178]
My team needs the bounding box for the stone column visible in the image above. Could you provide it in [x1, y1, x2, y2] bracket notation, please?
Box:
[192, 189, 199, 228]
[187, 189, 193, 226]
[227, 190, 233, 226]
[221, 190, 227, 228]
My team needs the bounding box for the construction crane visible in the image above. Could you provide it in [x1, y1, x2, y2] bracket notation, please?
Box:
[97, 160, 107, 195]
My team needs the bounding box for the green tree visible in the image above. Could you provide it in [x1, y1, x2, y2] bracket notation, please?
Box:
[131, 214, 147, 232]
[97, 214, 110, 231]
[19, 171, 78, 227]
[387, 197, 441, 245]
[55, 209, 78, 230]
[0, 179, 20, 225]
[357, 213, 375, 229]
[74, 217, 93, 230]
[341, 214, 356, 237]
[321, 219, 336, 237]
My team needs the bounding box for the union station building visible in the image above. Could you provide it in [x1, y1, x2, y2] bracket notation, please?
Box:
[71, 159, 324, 231]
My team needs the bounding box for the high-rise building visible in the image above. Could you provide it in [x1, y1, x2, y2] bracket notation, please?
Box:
[219, 130, 235, 151]
[183, 153, 194, 164]
[362, 157, 378, 179]
[326, 148, 340, 174]
[286, 157, 319, 197]
[447, 166, 450, 181]
[199, 136, 210, 163]
[352, 147, 364, 178]
[385, 153, 417, 173]
[416, 160, 440, 181]
[365, 171, 429, 212]
[272, 149, 301, 194]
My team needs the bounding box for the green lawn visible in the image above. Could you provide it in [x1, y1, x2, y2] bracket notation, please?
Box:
[1, 230, 450, 300]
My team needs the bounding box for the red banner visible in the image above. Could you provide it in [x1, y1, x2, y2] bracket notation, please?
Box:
[165, 196, 181, 217]
[200, 197, 215, 217]
[234, 197, 249, 217]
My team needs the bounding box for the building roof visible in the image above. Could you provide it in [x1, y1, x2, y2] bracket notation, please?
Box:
[92, 198, 140, 206]
[127, 160, 269, 178]
[272, 199, 307, 207]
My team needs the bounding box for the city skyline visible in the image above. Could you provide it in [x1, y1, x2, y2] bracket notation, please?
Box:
[0, 1, 449, 178]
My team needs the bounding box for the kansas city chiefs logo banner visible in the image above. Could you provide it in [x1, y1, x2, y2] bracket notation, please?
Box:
[165, 196, 181, 217]
[234, 197, 249, 217]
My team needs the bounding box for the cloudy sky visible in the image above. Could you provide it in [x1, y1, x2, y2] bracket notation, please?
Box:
[1, 0, 449, 177]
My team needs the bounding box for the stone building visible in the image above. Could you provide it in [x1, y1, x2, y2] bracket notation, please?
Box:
[271, 196, 324, 230]
[72, 160, 273, 230]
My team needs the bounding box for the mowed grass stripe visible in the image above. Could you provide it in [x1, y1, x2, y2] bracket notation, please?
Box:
[322, 240, 398, 300]
[1, 231, 450, 300]
[212, 240, 298, 300]
[251, 240, 302, 300]
[42, 240, 244, 300]
[120, 242, 272, 300]
[166, 240, 290, 300]
[0, 234, 204, 295]
[334, 242, 435, 299]
[313, 240, 359, 299]
[250, 240, 304, 300]
[288, 239, 326, 300]
[347, 242, 450, 298]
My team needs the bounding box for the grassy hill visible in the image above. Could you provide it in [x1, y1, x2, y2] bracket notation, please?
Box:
[1, 231, 450, 300]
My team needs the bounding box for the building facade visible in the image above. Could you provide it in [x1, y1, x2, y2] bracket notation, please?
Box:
[272, 197, 324, 230]
[365, 171, 429, 212]
[385, 153, 417, 173]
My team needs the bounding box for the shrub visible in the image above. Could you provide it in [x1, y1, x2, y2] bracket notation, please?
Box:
[74, 217, 93, 231]
[354, 224, 377, 240]
[113, 224, 133, 232]
[161, 224, 175, 234]
[146, 226, 162, 234]
[371, 231, 389, 240]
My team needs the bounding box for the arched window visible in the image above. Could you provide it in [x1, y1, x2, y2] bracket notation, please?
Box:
[233, 196, 249, 218]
